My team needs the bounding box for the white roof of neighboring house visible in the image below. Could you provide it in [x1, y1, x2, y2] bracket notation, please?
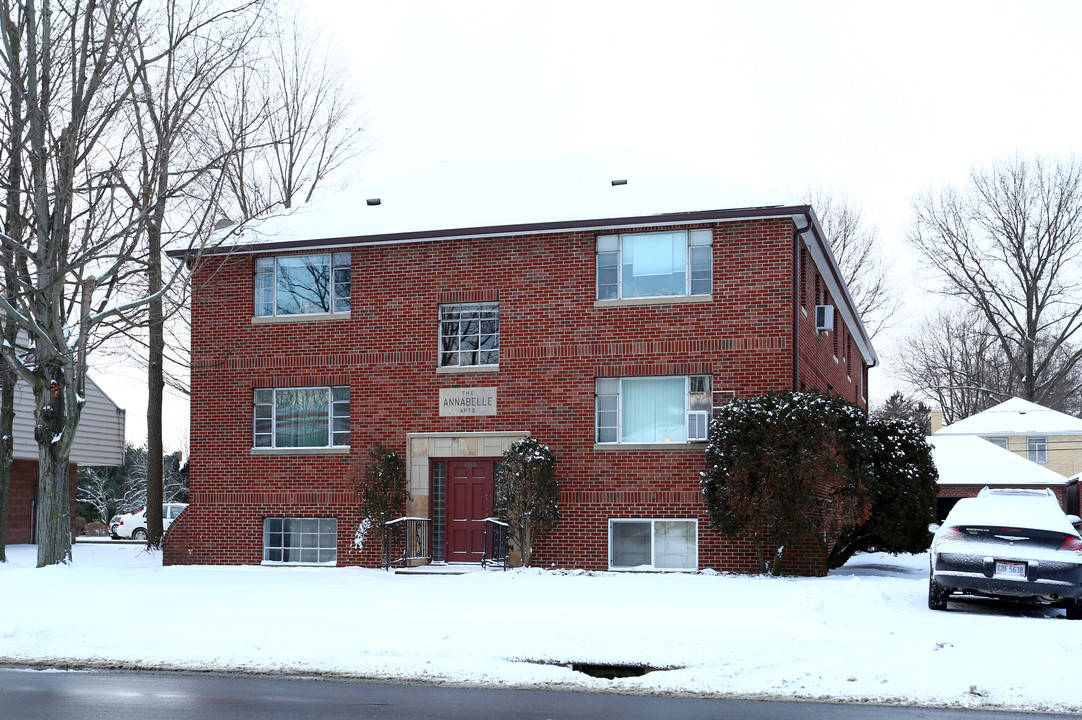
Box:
[934, 397, 1082, 437]
[11, 375, 126, 466]
[929, 435, 1067, 486]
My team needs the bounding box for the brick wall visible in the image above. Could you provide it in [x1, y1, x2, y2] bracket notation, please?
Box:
[4, 459, 78, 545]
[165, 217, 868, 574]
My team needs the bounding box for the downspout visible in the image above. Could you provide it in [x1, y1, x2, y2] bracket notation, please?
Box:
[791, 213, 812, 392]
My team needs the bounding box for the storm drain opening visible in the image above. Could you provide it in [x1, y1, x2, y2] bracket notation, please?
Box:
[572, 663, 652, 679]
[519, 659, 680, 679]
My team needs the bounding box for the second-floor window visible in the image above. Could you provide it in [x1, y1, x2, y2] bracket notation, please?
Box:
[439, 302, 499, 368]
[596, 375, 711, 444]
[253, 386, 350, 449]
[1026, 437, 1048, 463]
[596, 229, 712, 301]
[255, 253, 351, 317]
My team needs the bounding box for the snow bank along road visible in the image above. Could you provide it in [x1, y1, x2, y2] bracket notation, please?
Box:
[0, 544, 1076, 715]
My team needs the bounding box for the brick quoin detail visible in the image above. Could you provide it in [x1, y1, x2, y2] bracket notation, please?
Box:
[167, 218, 872, 575]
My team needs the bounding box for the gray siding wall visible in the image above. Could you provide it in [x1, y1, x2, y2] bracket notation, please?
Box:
[10, 375, 126, 466]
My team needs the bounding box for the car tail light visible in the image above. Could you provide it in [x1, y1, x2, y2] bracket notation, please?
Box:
[1059, 536, 1082, 552]
[939, 527, 965, 541]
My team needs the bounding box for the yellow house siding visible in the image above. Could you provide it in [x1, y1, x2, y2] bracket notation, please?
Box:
[977, 434, 1082, 478]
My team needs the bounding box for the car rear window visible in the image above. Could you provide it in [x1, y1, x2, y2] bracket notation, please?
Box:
[951, 525, 1068, 549]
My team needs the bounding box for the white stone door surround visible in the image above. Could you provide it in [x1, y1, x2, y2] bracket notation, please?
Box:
[405, 431, 529, 517]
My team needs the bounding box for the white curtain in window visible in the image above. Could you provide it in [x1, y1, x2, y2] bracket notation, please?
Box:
[653, 521, 696, 569]
[622, 232, 686, 297]
[621, 377, 686, 443]
[275, 388, 329, 447]
[611, 521, 651, 568]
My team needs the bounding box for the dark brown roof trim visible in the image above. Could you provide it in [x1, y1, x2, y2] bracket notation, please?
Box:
[165, 205, 804, 259]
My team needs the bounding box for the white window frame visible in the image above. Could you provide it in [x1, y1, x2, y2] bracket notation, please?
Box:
[986, 436, 1009, 450]
[253, 386, 350, 449]
[1026, 436, 1048, 463]
[438, 302, 500, 368]
[254, 252, 351, 318]
[262, 517, 338, 566]
[595, 375, 711, 444]
[596, 228, 712, 301]
[608, 518, 698, 571]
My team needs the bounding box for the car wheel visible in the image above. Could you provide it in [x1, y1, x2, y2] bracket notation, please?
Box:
[928, 576, 949, 611]
[1066, 599, 1082, 620]
[132, 528, 148, 541]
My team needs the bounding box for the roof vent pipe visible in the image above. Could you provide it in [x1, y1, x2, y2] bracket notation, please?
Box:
[366, 198, 381, 206]
[611, 179, 627, 186]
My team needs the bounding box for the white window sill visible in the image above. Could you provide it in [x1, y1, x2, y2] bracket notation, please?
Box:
[436, 365, 500, 374]
[594, 442, 708, 451]
[251, 447, 350, 456]
[251, 312, 350, 324]
[608, 566, 698, 573]
[594, 295, 712, 308]
[260, 561, 337, 567]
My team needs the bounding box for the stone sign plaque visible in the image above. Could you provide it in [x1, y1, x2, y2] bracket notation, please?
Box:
[439, 387, 497, 417]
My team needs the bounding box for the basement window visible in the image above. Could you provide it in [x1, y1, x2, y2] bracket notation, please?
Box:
[609, 519, 697, 571]
[262, 518, 337, 565]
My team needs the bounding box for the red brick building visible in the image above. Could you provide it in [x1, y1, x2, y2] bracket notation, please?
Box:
[165, 149, 877, 573]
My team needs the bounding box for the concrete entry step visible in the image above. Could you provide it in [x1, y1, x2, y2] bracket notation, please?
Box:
[392, 563, 504, 576]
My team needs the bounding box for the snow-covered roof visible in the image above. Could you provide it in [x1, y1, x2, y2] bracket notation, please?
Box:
[174, 147, 876, 367]
[222, 147, 798, 245]
[929, 435, 1067, 486]
[935, 397, 1082, 437]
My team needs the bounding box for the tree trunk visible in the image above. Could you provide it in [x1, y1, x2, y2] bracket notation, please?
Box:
[146, 221, 165, 548]
[0, 10, 24, 563]
[34, 367, 73, 567]
[0, 344, 15, 562]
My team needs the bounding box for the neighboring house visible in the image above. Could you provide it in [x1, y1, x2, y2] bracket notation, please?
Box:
[165, 148, 877, 574]
[932, 397, 1082, 478]
[3, 375, 126, 544]
[928, 434, 1069, 521]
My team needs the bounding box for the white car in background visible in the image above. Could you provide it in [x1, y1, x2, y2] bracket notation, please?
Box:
[110, 503, 187, 541]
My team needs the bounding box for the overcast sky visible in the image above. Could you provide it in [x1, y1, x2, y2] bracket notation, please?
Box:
[99, 0, 1082, 448]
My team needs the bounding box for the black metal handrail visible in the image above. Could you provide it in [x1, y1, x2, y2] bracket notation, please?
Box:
[382, 517, 431, 570]
[482, 517, 510, 570]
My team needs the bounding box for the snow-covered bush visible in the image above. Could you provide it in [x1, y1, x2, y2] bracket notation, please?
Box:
[493, 437, 558, 567]
[701, 391, 873, 575]
[826, 417, 939, 568]
[351, 444, 409, 544]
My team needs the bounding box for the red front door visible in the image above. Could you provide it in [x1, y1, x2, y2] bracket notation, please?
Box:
[446, 459, 494, 562]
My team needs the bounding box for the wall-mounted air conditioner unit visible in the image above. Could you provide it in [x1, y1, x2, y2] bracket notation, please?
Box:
[815, 305, 834, 332]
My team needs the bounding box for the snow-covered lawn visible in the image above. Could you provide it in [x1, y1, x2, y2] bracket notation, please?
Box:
[0, 543, 1076, 714]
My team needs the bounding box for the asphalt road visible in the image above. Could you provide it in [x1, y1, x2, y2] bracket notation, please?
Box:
[0, 666, 1065, 720]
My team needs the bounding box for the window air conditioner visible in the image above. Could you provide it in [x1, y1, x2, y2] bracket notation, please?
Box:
[815, 305, 834, 332]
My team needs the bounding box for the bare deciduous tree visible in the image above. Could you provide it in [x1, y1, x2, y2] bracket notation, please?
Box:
[0, 0, 149, 567]
[900, 308, 1018, 425]
[907, 155, 1082, 414]
[119, 0, 264, 549]
[223, 6, 367, 215]
[809, 189, 901, 338]
[0, 0, 252, 566]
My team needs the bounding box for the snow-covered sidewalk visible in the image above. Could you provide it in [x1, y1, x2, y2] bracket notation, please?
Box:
[0, 543, 1075, 714]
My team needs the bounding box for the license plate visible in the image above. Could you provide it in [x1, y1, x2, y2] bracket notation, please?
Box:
[995, 561, 1026, 578]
